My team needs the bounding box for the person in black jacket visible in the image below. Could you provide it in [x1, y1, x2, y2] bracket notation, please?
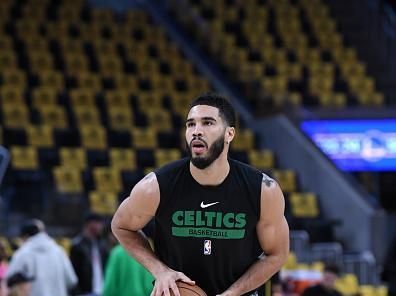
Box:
[70, 213, 108, 296]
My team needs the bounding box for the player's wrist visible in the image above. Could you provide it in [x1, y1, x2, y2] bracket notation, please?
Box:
[151, 263, 171, 279]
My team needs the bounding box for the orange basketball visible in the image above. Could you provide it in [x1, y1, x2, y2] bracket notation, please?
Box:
[169, 281, 207, 296]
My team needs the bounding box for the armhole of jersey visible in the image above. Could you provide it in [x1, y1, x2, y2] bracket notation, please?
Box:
[153, 170, 165, 215]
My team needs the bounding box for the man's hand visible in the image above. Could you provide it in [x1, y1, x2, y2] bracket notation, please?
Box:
[150, 268, 195, 296]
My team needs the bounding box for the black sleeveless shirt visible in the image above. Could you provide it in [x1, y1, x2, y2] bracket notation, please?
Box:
[154, 158, 264, 296]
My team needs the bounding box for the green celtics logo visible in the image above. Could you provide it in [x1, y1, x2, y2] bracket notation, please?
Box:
[171, 210, 246, 239]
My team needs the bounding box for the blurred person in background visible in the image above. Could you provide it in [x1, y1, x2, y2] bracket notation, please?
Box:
[301, 264, 343, 296]
[103, 223, 155, 296]
[102, 243, 154, 296]
[6, 219, 77, 296]
[70, 213, 108, 296]
[0, 241, 8, 280]
[0, 241, 8, 296]
[6, 272, 34, 296]
[0, 279, 6, 296]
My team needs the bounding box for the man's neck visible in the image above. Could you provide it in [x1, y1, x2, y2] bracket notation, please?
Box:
[190, 154, 230, 185]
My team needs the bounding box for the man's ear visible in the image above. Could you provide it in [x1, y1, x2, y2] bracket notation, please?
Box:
[226, 127, 235, 144]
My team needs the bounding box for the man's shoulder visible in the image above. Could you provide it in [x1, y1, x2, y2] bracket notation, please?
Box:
[229, 158, 263, 176]
[154, 157, 188, 177]
[71, 234, 87, 247]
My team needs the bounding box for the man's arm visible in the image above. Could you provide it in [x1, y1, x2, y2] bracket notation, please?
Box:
[111, 172, 194, 296]
[218, 174, 290, 296]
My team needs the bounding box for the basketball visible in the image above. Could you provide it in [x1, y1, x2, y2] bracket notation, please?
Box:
[169, 281, 207, 296]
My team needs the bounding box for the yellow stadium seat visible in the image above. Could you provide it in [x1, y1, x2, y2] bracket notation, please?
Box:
[131, 128, 157, 149]
[236, 62, 264, 82]
[318, 92, 346, 108]
[145, 110, 173, 132]
[70, 89, 96, 107]
[309, 77, 334, 96]
[340, 61, 366, 78]
[232, 130, 255, 151]
[137, 92, 163, 110]
[135, 59, 159, 75]
[376, 286, 388, 296]
[109, 148, 136, 170]
[0, 86, 24, 106]
[58, 38, 84, 54]
[283, 251, 298, 270]
[272, 169, 296, 193]
[59, 147, 87, 169]
[92, 39, 117, 55]
[155, 149, 181, 167]
[108, 107, 134, 130]
[262, 48, 287, 65]
[151, 76, 175, 93]
[261, 76, 288, 97]
[26, 125, 54, 147]
[79, 23, 103, 41]
[37, 105, 68, 128]
[362, 92, 384, 106]
[89, 191, 118, 215]
[2, 104, 30, 128]
[75, 72, 102, 91]
[98, 55, 123, 77]
[11, 146, 38, 170]
[248, 150, 274, 169]
[335, 273, 359, 296]
[171, 60, 195, 78]
[57, 7, 81, 22]
[288, 92, 302, 107]
[289, 192, 319, 218]
[32, 87, 58, 108]
[359, 285, 376, 296]
[64, 53, 89, 75]
[29, 52, 54, 73]
[73, 106, 101, 127]
[277, 63, 303, 80]
[93, 167, 122, 192]
[171, 92, 192, 116]
[310, 261, 324, 272]
[23, 36, 48, 52]
[105, 90, 131, 108]
[53, 166, 83, 194]
[37, 70, 64, 91]
[0, 36, 13, 51]
[1, 69, 26, 87]
[21, 4, 46, 20]
[113, 74, 138, 92]
[15, 20, 40, 39]
[80, 126, 107, 150]
[0, 51, 17, 71]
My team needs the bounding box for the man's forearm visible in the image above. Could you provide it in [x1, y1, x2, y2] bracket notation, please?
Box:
[224, 254, 284, 295]
[113, 228, 169, 278]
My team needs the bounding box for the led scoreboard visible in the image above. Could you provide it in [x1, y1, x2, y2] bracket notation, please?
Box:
[300, 119, 396, 171]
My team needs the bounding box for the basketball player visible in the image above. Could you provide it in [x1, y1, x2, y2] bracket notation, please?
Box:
[112, 93, 289, 296]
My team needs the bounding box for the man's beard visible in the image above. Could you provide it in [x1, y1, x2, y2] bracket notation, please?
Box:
[186, 134, 225, 170]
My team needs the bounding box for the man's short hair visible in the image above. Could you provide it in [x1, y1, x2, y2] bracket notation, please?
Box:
[324, 264, 340, 276]
[83, 212, 103, 224]
[19, 219, 45, 237]
[190, 92, 236, 127]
